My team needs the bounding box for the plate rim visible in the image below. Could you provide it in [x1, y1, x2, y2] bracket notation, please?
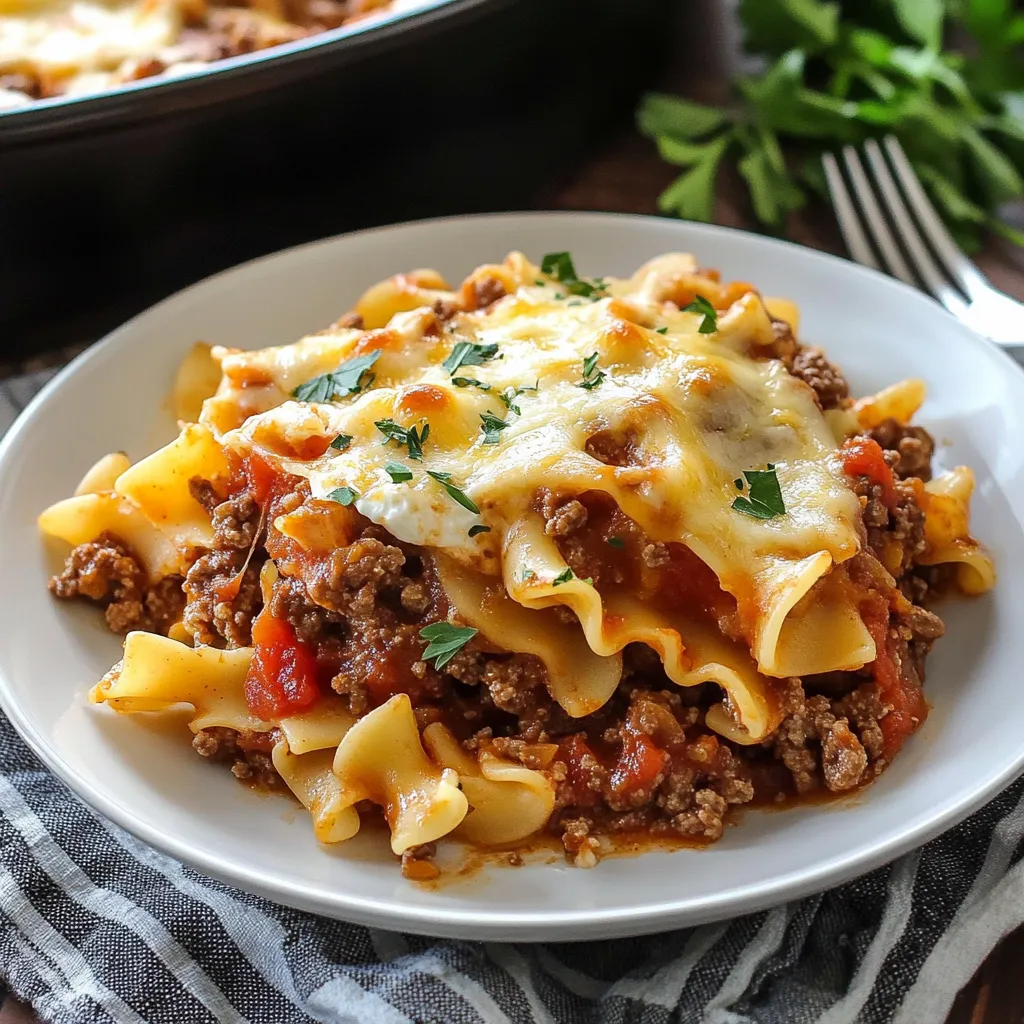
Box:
[3, 210, 1023, 941]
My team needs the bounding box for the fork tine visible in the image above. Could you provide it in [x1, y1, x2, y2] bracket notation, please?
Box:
[840, 145, 917, 287]
[881, 136, 989, 297]
[822, 152, 882, 272]
[862, 140, 968, 316]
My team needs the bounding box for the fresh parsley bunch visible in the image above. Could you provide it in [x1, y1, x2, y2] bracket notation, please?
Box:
[637, 0, 1024, 249]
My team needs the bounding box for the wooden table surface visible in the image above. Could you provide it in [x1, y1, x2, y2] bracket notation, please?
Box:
[3, 120, 1024, 1024]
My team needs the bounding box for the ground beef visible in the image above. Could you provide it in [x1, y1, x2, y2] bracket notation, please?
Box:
[867, 419, 935, 481]
[305, 537, 406, 617]
[790, 346, 850, 410]
[211, 493, 259, 550]
[480, 656, 549, 715]
[853, 477, 927, 579]
[765, 681, 875, 793]
[268, 573, 343, 644]
[540, 493, 588, 537]
[49, 532, 184, 634]
[584, 428, 639, 467]
[192, 727, 281, 789]
[182, 549, 262, 647]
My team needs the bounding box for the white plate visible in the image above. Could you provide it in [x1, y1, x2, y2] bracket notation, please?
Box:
[2, 212, 1023, 942]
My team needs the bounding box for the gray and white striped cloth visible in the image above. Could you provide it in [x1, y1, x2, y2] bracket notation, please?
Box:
[3, 369, 1024, 1024]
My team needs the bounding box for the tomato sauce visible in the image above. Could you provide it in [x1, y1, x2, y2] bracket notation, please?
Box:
[861, 595, 927, 760]
[841, 437, 897, 509]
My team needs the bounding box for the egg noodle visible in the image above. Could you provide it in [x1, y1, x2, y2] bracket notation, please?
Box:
[40, 251, 993, 874]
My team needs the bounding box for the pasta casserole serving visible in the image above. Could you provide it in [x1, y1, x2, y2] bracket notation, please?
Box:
[40, 250, 994, 878]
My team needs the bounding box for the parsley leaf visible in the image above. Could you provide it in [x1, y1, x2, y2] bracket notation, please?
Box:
[731, 465, 786, 520]
[443, 341, 499, 375]
[452, 377, 491, 392]
[552, 567, 575, 585]
[468, 524, 491, 537]
[385, 461, 413, 484]
[499, 382, 538, 415]
[426, 470, 480, 514]
[655, 326, 668, 335]
[607, 537, 626, 549]
[521, 568, 536, 581]
[578, 352, 606, 391]
[329, 434, 353, 451]
[480, 410, 507, 445]
[326, 486, 359, 506]
[683, 295, 718, 334]
[419, 622, 479, 670]
[540, 252, 609, 299]
[375, 418, 429, 461]
[292, 350, 381, 403]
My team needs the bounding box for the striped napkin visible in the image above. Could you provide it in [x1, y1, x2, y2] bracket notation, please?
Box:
[2, 368, 1023, 1024]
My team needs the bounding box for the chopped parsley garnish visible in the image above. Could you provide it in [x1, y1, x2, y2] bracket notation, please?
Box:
[552, 567, 575, 586]
[655, 326, 668, 335]
[292, 350, 381, 403]
[385, 461, 413, 484]
[607, 537, 626, 549]
[578, 352, 606, 391]
[443, 340, 499, 375]
[499, 382, 538, 415]
[731, 465, 786, 520]
[326, 486, 359, 506]
[329, 433, 353, 451]
[419, 622, 479, 670]
[375, 418, 429, 460]
[426, 470, 480, 514]
[480, 410, 507, 445]
[468, 524, 491, 537]
[540, 252, 609, 300]
[452, 377, 491, 392]
[683, 295, 718, 334]
[734, 478, 743, 489]
[521, 568, 536, 581]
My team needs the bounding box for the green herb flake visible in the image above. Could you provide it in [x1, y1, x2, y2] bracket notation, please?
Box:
[442, 340, 500, 375]
[683, 295, 718, 334]
[655, 326, 668, 335]
[329, 434, 353, 451]
[731, 466, 786, 520]
[468, 524, 491, 537]
[479, 410, 507, 445]
[385, 461, 413, 484]
[452, 377, 491, 392]
[607, 537, 626, 549]
[521, 568, 536, 581]
[375, 418, 429, 460]
[326, 486, 359, 506]
[498, 382, 538, 415]
[427, 470, 480, 514]
[552, 567, 576, 586]
[579, 351, 607, 391]
[419, 622, 479, 670]
[292, 350, 381, 403]
[540, 251, 609, 300]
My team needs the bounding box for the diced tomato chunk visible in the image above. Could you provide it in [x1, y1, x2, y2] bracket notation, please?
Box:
[610, 730, 669, 798]
[841, 437, 897, 509]
[862, 598, 927, 760]
[244, 608, 321, 721]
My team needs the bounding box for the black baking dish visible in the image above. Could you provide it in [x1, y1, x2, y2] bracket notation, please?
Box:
[0, 0, 678, 361]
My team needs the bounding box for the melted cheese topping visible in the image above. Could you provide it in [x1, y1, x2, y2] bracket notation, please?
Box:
[0, 0, 181, 87]
[204, 252, 872, 734]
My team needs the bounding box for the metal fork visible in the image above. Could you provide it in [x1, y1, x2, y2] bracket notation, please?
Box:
[822, 136, 1024, 347]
